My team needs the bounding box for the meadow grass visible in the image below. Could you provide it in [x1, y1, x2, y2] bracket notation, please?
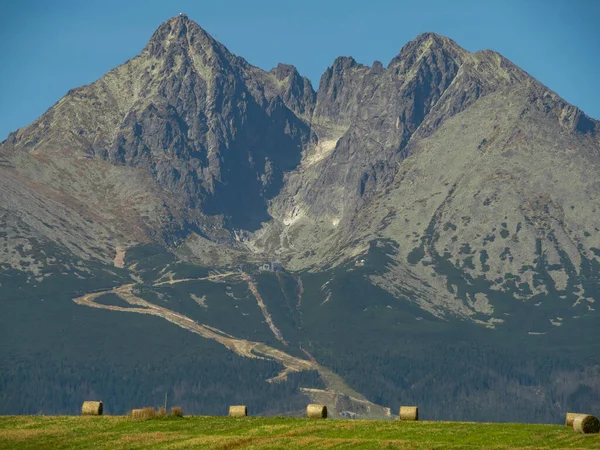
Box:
[0, 415, 598, 449]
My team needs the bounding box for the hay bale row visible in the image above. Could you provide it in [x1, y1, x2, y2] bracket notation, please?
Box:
[399, 406, 418, 421]
[306, 404, 327, 419]
[227, 404, 329, 419]
[81, 400, 424, 423]
[228, 405, 248, 417]
[78, 400, 597, 432]
[573, 415, 600, 434]
[81, 401, 102, 416]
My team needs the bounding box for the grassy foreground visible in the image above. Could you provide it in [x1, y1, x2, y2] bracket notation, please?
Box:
[0, 415, 599, 449]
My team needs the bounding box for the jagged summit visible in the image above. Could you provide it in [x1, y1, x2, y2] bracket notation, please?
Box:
[2, 15, 599, 271]
[142, 14, 234, 66]
[400, 31, 460, 49]
[148, 13, 209, 42]
[388, 31, 467, 69]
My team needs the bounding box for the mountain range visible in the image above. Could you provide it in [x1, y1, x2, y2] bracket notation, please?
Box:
[1, 15, 599, 422]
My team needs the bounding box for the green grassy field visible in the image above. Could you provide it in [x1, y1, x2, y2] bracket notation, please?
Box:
[0, 416, 599, 449]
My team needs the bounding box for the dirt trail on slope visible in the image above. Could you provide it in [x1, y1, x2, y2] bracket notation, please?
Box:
[153, 271, 236, 286]
[73, 278, 390, 417]
[73, 283, 312, 381]
[241, 272, 289, 347]
[295, 275, 304, 310]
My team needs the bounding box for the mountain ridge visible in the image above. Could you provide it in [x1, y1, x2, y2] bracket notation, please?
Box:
[2, 16, 599, 302]
[1, 15, 600, 422]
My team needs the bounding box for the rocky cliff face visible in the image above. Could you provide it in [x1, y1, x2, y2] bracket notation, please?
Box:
[2, 16, 599, 328]
[252, 32, 600, 329]
[299, 34, 468, 221]
[3, 15, 313, 244]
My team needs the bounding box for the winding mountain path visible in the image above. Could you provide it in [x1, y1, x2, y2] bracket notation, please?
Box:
[72, 275, 391, 417]
[73, 283, 312, 381]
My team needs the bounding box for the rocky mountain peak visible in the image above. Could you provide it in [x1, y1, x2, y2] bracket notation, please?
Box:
[271, 63, 299, 80]
[4, 18, 599, 281]
[143, 14, 222, 59]
[268, 63, 316, 117]
[331, 56, 363, 71]
[387, 32, 466, 71]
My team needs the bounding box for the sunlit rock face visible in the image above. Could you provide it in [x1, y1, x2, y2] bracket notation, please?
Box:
[2, 16, 600, 326]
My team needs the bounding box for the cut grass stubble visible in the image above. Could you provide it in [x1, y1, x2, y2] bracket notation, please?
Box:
[1, 416, 598, 450]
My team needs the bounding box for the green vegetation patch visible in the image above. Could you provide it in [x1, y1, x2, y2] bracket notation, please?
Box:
[0, 416, 598, 449]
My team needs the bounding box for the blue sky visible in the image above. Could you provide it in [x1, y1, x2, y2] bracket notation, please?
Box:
[0, 0, 598, 140]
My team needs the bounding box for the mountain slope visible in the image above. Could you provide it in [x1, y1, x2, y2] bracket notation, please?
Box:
[1, 16, 599, 422]
[257, 33, 600, 325]
[1, 14, 314, 271]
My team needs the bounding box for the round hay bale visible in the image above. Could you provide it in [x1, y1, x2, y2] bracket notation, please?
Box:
[81, 401, 103, 416]
[228, 405, 248, 417]
[306, 404, 327, 419]
[132, 407, 156, 420]
[399, 406, 418, 421]
[170, 406, 183, 418]
[573, 414, 600, 434]
[566, 412, 584, 427]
